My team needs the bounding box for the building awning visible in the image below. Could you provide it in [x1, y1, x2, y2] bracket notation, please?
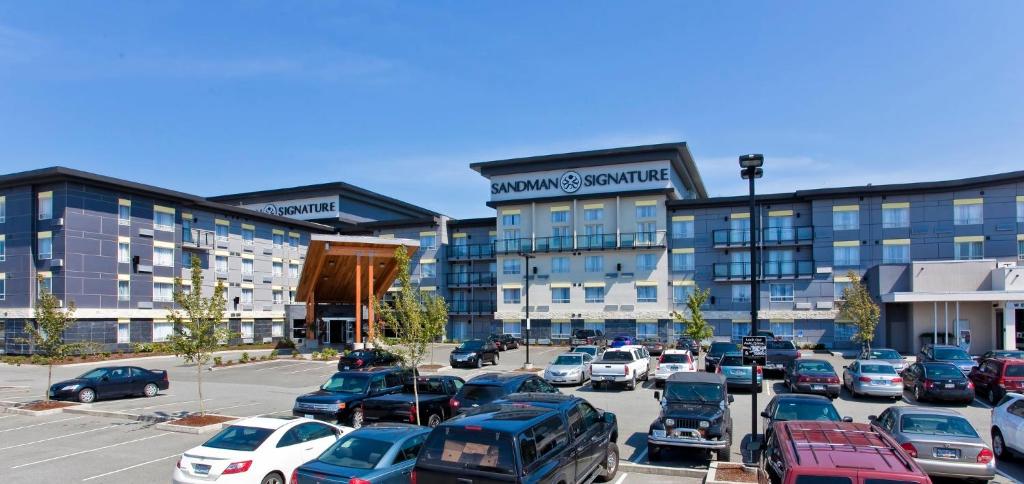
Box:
[296, 235, 419, 304]
[882, 291, 1024, 303]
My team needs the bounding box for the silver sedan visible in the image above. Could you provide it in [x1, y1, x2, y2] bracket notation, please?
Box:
[870, 407, 995, 482]
[543, 352, 593, 385]
[859, 347, 909, 372]
[842, 359, 903, 400]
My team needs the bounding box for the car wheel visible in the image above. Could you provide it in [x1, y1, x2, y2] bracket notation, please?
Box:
[989, 388, 999, 405]
[475, 358, 482, 369]
[493, 354, 499, 366]
[77, 388, 96, 404]
[994, 429, 1011, 460]
[716, 445, 731, 462]
[914, 385, 925, 402]
[143, 383, 159, 398]
[627, 374, 637, 391]
[647, 444, 660, 462]
[595, 443, 619, 482]
[427, 413, 442, 427]
[260, 472, 285, 484]
[593, 381, 603, 391]
[350, 407, 363, 429]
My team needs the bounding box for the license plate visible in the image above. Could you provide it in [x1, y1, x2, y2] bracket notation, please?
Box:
[945, 383, 954, 389]
[667, 365, 679, 371]
[304, 414, 314, 419]
[193, 464, 211, 475]
[811, 384, 825, 391]
[730, 369, 744, 375]
[553, 379, 565, 382]
[934, 448, 959, 459]
[872, 380, 886, 385]
[652, 429, 667, 438]
[344, 366, 350, 370]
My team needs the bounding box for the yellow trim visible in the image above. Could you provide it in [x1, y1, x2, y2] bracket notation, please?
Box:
[671, 280, 695, 286]
[1017, 196, 1024, 202]
[501, 283, 523, 289]
[637, 320, 658, 324]
[241, 318, 255, 323]
[271, 285, 282, 290]
[241, 282, 255, 288]
[0, 234, 4, 241]
[731, 212, 750, 219]
[38, 231, 52, 238]
[954, 235, 985, 243]
[832, 205, 859, 212]
[954, 198, 983, 206]
[241, 223, 255, 230]
[117, 318, 130, 323]
[732, 318, 751, 323]
[153, 240, 175, 249]
[635, 200, 658, 207]
[550, 205, 570, 212]
[502, 318, 523, 323]
[387, 287, 400, 292]
[488, 230, 497, 236]
[118, 198, 131, 206]
[770, 319, 794, 323]
[500, 209, 521, 216]
[549, 282, 572, 288]
[882, 202, 910, 209]
[635, 280, 659, 287]
[379, 234, 394, 239]
[882, 239, 911, 245]
[214, 250, 230, 257]
[833, 240, 859, 247]
[180, 279, 191, 286]
[37, 271, 52, 278]
[153, 205, 175, 214]
[37, 191, 53, 198]
[215, 219, 230, 226]
[551, 319, 570, 323]
[419, 231, 436, 236]
[117, 236, 130, 243]
[584, 319, 604, 324]
[272, 319, 284, 323]
[583, 282, 605, 288]
[181, 212, 192, 220]
[583, 203, 604, 210]
[153, 318, 169, 323]
[768, 210, 793, 217]
[153, 276, 175, 284]
[1017, 234, 1024, 241]
[419, 286, 437, 292]
[0, 273, 5, 279]
[289, 232, 300, 238]
[834, 275, 853, 283]
[672, 215, 694, 222]
[419, 258, 437, 264]
[671, 248, 695, 254]
[241, 253, 255, 260]
[272, 257, 283, 262]
[452, 233, 467, 238]
[272, 228, 285, 235]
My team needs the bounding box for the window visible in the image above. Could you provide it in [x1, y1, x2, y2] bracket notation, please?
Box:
[273, 261, 283, 276]
[503, 288, 521, 304]
[671, 252, 694, 271]
[502, 214, 520, 226]
[421, 262, 436, 278]
[503, 320, 522, 337]
[37, 275, 52, 296]
[289, 290, 296, 303]
[833, 245, 860, 267]
[272, 320, 284, 338]
[1019, 239, 1024, 261]
[636, 253, 657, 271]
[955, 241, 984, 260]
[552, 321, 571, 340]
[242, 258, 254, 275]
[585, 256, 603, 273]
[770, 321, 794, 340]
[765, 215, 794, 242]
[636, 205, 656, 219]
[37, 192, 53, 220]
[584, 321, 605, 333]
[420, 233, 436, 249]
[673, 285, 694, 304]
[153, 321, 173, 342]
[671, 219, 694, 239]
[769, 284, 794, 302]
[730, 217, 751, 243]
[289, 234, 299, 248]
[834, 281, 853, 301]
[882, 243, 910, 264]
[0, 277, 5, 300]
[731, 322, 751, 343]
[216, 224, 229, 241]
[833, 207, 859, 231]
[272, 233, 283, 247]
[954, 200, 983, 225]
[637, 322, 658, 339]
[0, 236, 5, 261]
[732, 284, 751, 303]
[0, 195, 5, 223]
[585, 286, 605, 303]
[584, 208, 603, 221]
[289, 263, 299, 278]
[882, 206, 909, 228]
[503, 258, 521, 274]
[242, 227, 254, 245]
[1018, 199, 1024, 223]
[636, 285, 657, 303]
[241, 288, 253, 304]
[551, 257, 570, 273]
[273, 290, 283, 304]
[154, 209, 174, 231]
[215, 255, 228, 274]
[38, 232, 52, 260]
[834, 322, 856, 342]
[154, 282, 173, 302]
[550, 210, 569, 224]
[241, 320, 254, 339]
[118, 280, 130, 301]
[113, 240, 129, 263]
[182, 251, 194, 267]
[118, 202, 130, 225]
[551, 287, 570, 304]
[154, 247, 174, 267]
[117, 322, 130, 344]
[672, 322, 686, 338]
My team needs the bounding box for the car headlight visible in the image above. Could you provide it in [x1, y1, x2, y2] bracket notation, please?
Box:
[60, 385, 79, 391]
[699, 420, 710, 428]
[665, 418, 675, 427]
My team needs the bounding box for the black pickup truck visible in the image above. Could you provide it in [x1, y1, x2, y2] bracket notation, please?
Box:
[292, 367, 409, 428]
[362, 375, 465, 427]
[415, 393, 619, 484]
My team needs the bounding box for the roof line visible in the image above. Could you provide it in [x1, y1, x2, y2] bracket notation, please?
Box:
[208, 181, 442, 218]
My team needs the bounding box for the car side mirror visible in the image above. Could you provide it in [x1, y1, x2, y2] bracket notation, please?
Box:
[842, 417, 853, 423]
[868, 415, 877, 421]
[653, 391, 660, 400]
[602, 412, 615, 425]
[728, 394, 735, 403]
[760, 411, 770, 418]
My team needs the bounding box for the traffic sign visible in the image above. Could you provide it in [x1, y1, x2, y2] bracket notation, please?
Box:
[742, 335, 767, 366]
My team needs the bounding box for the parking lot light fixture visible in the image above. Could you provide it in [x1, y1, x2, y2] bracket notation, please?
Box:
[739, 153, 764, 447]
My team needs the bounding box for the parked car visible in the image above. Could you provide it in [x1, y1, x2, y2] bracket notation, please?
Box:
[571, 329, 607, 348]
[704, 342, 739, 373]
[293, 367, 409, 428]
[570, 344, 603, 360]
[978, 349, 1024, 366]
[760, 421, 931, 484]
[173, 416, 349, 484]
[449, 372, 559, 413]
[648, 372, 733, 462]
[449, 339, 500, 368]
[293, 423, 430, 484]
[48, 366, 168, 404]
[362, 375, 464, 427]
[783, 359, 840, 399]
[414, 393, 620, 483]
[640, 338, 666, 356]
[870, 406, 995, 482]
[765, 340, 800, 374]
[902, 361, 975, 404]
[970, 357, 1024, 404]
[653, 349, 696, 386]
[842, 359, 903, 400]
[488, 334, 520, 351]
[591, 346, 651, 390]
[919, 344, 977, 374]
[715, 352, 762, 392]
[609, 334, 637, 349]
[337, 348, 400, 371]
[860, 347, 909, 372]
[992, 392, 1024, 461]
[675, 336, 701, 356]
[760, 394, 850, 441]
[543, 352, 594, 385]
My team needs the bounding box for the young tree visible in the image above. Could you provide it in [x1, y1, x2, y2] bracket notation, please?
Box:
[672, 286, 713, 362]
[167, 254, 228, 415]
[838, 270, 880, 352]
[370, 245, 448, 426]
[25, 275, 90, 402]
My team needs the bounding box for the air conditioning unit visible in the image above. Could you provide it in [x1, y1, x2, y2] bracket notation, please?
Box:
[53, 218, 65, 227]
[49, 259, 64, 268]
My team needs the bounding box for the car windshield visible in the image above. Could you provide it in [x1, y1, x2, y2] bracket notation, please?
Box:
[573, 347, 598, 356]
[458, 384, 504, 403]
[720, 355, 744, 366]
[553, 355, 582, 366]
[767, 340, 796, 350]
[613, 336, 628, 342]
[406, 379, 447, 394]
[574, 330, 595, 338]
[860, 364, 896, 374]
[708, 343, 738, 356]
[773, 401, 841, 421]
[664, 382, 722, 403]
[203, 425, 274, 452]
[677, 338, 694, 345]
[933, 348, 971, 360]
[797, 361, 834, 373]
[421, 426, 515, 475]
[900, 414, 978, 437]
[868, 349, 902, 359]
[661, 353, 691, 364]
[317, 434, 393, 469]
[78, 368, 111, 379]
[996, 351, 1024, 359]
[1005, 365, 1024, 377]
[458, 341, 484, 351]
[321, 374, 370, 393]
[924, 364, 965, 379]
[601, 351, 633, 362]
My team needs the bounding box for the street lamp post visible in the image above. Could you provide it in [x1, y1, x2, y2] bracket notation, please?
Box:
[519, 251, 536, 369]
[739, 153, 764, 448]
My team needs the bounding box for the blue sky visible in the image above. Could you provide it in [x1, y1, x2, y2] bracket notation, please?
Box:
[1, 1, 1022, 218]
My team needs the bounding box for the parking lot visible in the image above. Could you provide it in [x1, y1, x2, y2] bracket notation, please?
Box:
[2, 345, 1023, 483]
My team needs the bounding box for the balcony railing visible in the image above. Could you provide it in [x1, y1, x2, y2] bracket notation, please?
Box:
[447, 243, 495, 260]
[446, 272, 497, 287]
[575, 234, 618, 250]
[495, 238, 534, 255]
[182, 228, 215, 250]
[449, 300, 497, 315]
[712, 227, 814, 247]
[713, 260, 815, 280]
[495, 231, 667, 254]
[534, 236, 575, 252]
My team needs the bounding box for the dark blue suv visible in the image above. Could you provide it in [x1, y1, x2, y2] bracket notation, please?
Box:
[414, 393, 620, 484]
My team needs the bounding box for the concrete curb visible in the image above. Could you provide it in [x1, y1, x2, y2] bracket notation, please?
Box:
[156, 416, 240, 434]
[705, 462, 762, 484]
[1, 406, 66, 416]
[57, 349, 275, 368]
[619, 462, 707, 478]
[208, 358, 282, 371]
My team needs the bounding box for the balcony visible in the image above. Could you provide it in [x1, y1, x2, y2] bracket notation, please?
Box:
[534, 236, 574, 252]
[712, 227, 814, 248]
[182, 228, 215, 250]
[446, 272, 497, 287]
[495, 238, 534, 255]
[449, 300, 497, 315]
[496, 231, 667, 254]
[713, 260, 815, 280]
[447, 243, 495, 260]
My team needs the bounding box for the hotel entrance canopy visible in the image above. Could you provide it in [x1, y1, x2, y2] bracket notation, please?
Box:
[296, 234, 419, 345]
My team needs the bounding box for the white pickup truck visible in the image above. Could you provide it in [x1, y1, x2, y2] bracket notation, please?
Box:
[590, 345, 651, 391]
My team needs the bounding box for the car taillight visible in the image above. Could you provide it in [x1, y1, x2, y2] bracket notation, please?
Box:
[901, 442, 918, 458]
[659, 355, 664, 363]
[756, 366, 763, 375]
[689, 362, 695, 371]
[859, 376, 872, 383]
[967, 380, 975, 389]
[794, 353, 801, 359]
[716, 365, 722, 374]
[162, 372, 169, 382]
[828, 376, 839, 384]
[176, 458, 181, 469]
[978, 448, 994, 464]
[355, 359, 364, 367]
[222, 460, 252, 475]
[292, 469, 298, 483]
[410, 404, 417, 423]
[450, 398, 459, 409]
[410, 469, 417, 484]
[349, 479, 372, 484]
[798, 375, 810, 383]
[892, 377, 902, 383]
[923, 379, 935, 389]
[624, 365, 629, 376]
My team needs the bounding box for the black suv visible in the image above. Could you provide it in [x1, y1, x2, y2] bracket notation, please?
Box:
[337, 348, 400, 371]
[489, 334, 521, 351]
[648, 372, 733, 462]
[414, 393, 620, 483]
[450, 372, 559, 413]
[450, 339, 501, 368]
[571, 329, 607, 348]
[293, 367, 409, 428]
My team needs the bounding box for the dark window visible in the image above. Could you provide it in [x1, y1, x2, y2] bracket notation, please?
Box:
[421, 426, 515, 475]
[534, 378, 557, 393]
[369, 376, 386, 393]
[567, 407, 584, 439]
[317, 435, 393, 470]
[767, 340, 795, 350]
[1005, 365, 1024, 377]
[458, 384, 504, 404]
[865, 480, 911, 484]
[204, 425, 275, 451]
[278, 423, 333, 447]
[923, 364, 964, 379]
[397, 434, 427, 462]
[130, 367, 147, 377]
[385, 372, 403, 388]
[519, 429, 538, 468]
[795, 477, 852, 484]
[1007, 400, 1024, 418]
[577, 402, 601, 428]
[533, 415, 568, 458]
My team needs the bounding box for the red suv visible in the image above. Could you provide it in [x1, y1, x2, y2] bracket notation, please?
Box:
[968, 357, 1024, 404]
[760, 421, 931, 484]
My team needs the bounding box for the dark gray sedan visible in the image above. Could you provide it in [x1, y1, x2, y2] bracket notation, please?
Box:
[870, 407, 995, 482]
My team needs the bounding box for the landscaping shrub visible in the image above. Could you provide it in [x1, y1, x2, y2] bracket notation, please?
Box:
[240, 352, 250, 363]
[213, 356, 223, 366]
[269, 350, 279, 359]
[320, 348, 339, 360]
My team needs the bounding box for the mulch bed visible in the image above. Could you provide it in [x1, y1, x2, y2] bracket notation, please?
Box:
[715, 464, 759, 483]
[21, 400, 76, 411]
[166, 414, 235, 427]
[418, 364, 445, 371]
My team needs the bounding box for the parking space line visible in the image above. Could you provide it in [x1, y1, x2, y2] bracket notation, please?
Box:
[975, 398, 993, 409]
[123, 399, 207, 411]
[288, 364, 337, 374]
[612, 472, 628, 484]
[254, 361, 312, 372]
[0, 416, 84, 433]
[206, 402, 260, 413]
[0, 423, 121, 451]
[11, 433, 168, 469]
[82, 453, 181, 481]
[0, 415, 15, 420]
[631, 447, 648, 463]
[256, 409, 292, 417]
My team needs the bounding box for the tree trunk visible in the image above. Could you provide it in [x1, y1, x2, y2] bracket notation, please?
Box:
[412, 365, 421, 426]
[197, 358, 205, 415]
[46, 364, 53, 402]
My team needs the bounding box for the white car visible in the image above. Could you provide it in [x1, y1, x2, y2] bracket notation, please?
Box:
[173, 417, 352, 484]
[991, 391, 1024, 461]
[653, 349, 696, 386]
